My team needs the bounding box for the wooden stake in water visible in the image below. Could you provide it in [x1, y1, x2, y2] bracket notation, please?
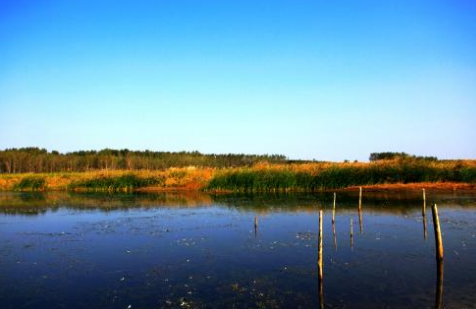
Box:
[359, 187, 362, 208]
[422, 189, 428, 240]
[318, 209, 324, 309]
[318, 210, 323, 281]
[254, 216, 258, 236]
[332, 192, 336, 224]
[358, 187, 363, 234]
[431, 204, 444, 261]
[430, 203, 444, 308]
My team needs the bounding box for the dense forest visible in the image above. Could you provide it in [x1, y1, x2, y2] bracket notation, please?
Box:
[0, 148, 287, 173]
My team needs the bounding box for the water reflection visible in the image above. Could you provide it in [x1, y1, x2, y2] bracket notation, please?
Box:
[350, 217, 354, 249]
[318, 275, 324, 309]
[332, 220, 337, 250]
[423, 189, 428, 240]
[423, 212, 428, 240]
[2, 191, 475, 216]
[436, 260, 444, 309]
[1, 191, 475, 308]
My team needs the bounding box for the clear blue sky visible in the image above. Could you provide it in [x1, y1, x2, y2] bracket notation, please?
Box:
[1, 0, 475, 161]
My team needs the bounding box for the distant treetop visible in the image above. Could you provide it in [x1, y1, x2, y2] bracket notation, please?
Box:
[0, 147, 287, 173]
[369, 152, 438, 162]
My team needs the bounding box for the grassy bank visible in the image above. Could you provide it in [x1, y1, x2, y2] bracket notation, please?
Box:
[0, 167, 213, 192]
[1, 159, 475, 192]
[205, 160, 476, 192]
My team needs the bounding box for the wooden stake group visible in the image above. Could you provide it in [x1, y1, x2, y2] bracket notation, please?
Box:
[315, 190, 444, 308]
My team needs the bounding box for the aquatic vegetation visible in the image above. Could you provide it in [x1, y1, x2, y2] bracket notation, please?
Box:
[205, 160, 476, 192]
[68, 174, 165, 192]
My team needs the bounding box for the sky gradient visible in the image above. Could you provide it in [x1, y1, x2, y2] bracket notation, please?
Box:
[1, 0, 475, 161]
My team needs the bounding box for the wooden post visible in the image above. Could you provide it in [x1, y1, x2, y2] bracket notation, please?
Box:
[318, 210, 323, 281]
[431, 204, 444, 261]
[331, 193, 337, 251]
[332, 192, 336, 224]
[422, 189, 428, 239]
[254, 216, 258, 237]
[358, 187, 363, 234]
[318, 209, 324, 309]
[359, 187, 362, 209]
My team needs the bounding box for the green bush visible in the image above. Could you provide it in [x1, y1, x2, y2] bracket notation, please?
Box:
[68, 174, 165, 192]
[14, 176, 47, 191]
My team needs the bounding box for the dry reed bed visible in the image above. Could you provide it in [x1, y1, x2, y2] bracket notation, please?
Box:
[1, 159, 475, 192]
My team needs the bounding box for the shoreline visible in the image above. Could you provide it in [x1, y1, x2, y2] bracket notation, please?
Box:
[138, 182, 476, 193]
[2, 182, 476, 193]
[1, 167, 475, 193]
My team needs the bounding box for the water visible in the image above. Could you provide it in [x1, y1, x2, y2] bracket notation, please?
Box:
[0, 191, 475, 308]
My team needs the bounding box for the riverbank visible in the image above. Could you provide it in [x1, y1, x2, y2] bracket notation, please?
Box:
[1, 159, 475, 192]
[0, 168, 213, 192]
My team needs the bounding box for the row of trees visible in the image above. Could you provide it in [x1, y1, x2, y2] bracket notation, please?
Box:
[369, 152, 438, 162]
[0, 148, 287, 174]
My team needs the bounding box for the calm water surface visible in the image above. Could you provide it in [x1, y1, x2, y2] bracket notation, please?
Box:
[0, 191, 475, 308]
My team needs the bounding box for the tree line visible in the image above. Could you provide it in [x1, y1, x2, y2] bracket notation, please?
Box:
[369, 152, 438, 161]
[0, 148, 287, 174]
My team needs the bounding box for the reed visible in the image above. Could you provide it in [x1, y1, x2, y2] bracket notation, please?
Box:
[68, 174, 164, 192]
[205, 159, 476, 192]
[2, 158, 476, 192]
[13, 176, 47, 191]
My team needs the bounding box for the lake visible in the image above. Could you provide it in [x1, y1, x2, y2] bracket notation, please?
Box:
[1, 191, 475, 308]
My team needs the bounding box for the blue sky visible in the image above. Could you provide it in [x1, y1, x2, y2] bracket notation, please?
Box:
[1, 0, 475, 161]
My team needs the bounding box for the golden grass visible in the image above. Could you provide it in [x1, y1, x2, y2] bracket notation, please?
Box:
[1, 159, 475, 192]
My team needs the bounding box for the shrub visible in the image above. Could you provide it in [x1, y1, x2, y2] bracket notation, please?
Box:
[13, 176, 47, 191]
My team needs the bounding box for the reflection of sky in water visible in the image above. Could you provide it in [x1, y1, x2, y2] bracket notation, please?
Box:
[0, 192, 475, 308]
